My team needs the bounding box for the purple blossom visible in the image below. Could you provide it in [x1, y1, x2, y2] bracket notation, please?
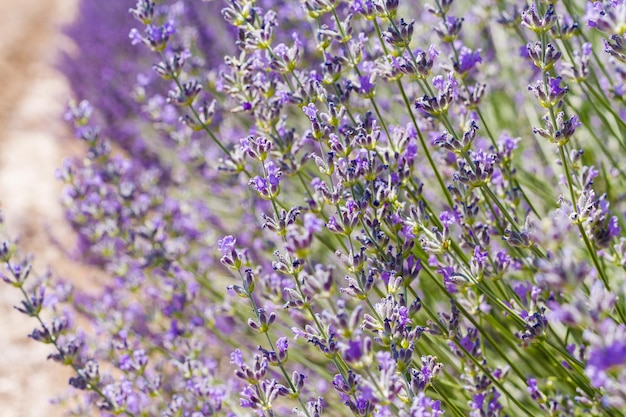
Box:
[608, 216, 621, 239]
[439, 210, 455, 228]
[218, 235, 236, 257]
[548, 76, 567, 96]
[357, 74, 376, 95]
[344, 340, 364, 362]
[409, 393, 444, 417]
[512, 280, 532, 300]
[588, 339, 626, 371]
[304, 213, 324, 234]
[302, 103, 318, 119]
[472, 247, 488, 268]
[586, 0, 626, 34]
[276, 337, 288, 355]
[438, 266, 459, 292]
[455, 47, 482, 75]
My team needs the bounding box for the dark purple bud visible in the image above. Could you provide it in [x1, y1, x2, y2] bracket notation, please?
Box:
[433, 16, 463, 42]
[382, 19, 414, 48]
[503, 229, 532, 248]
[50, 316, 69, 337]
[521, 4, 556, 33]
[604, 35, 626, 62]
[78, 360, 100, 382]
[276, 337, 289, 362]
[526, 42, 561, 71]
[153, 52, 186, 80]
[425, 0, 454, 17]
[551, 15, 579, 39]
[222, 1, 256, 27]
[384, 0, 399, 17]
[129, 0, 155, 24]
[69, 376, 88, 390]
[322, 55, 347, 85]
[29, 326, 52, 343]
[0, 240, 13, 262]
[292, 371, 306, 392]
[167, 80, 202, 106]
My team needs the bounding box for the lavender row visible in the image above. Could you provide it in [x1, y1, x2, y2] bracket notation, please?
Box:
[4, 0, 626, 416]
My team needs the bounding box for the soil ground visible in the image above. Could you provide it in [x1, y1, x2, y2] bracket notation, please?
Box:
[0, 1, 95, 416]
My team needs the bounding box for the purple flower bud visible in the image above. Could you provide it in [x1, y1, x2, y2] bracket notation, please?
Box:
[433, 15, 464, 42]
[218, 235, 241, 270]
[521, 4, 556, 33]
[276, 337, 289, 361]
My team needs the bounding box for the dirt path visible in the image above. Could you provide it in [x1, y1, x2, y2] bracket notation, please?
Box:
[0, 1, 85, 416]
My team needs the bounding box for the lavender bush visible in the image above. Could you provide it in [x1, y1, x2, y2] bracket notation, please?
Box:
[4, 0, 626, 415]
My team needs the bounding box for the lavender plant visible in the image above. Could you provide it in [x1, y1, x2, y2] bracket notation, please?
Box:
[5, 0, 626, 415]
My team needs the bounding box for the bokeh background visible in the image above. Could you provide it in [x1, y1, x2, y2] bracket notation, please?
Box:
[0, 1, 98, 416]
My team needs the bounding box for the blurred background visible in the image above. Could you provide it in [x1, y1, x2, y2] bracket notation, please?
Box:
[0, 2, 229, 414]
[0, 1, 89, 416]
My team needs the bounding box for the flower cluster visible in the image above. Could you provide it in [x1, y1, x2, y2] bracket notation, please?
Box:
[5, 0, 626, 416]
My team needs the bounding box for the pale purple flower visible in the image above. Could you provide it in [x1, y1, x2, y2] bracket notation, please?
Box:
[455, 47, 482, 75]
[302, 103, 318, 119]
[218, 235, 236, 257]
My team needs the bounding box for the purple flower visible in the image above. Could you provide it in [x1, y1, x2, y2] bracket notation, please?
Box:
[408, 392, 444, 417]
[439, 210, 455, 228]
[585, 0, 626, 34]
[276, 337, 288, 354]
[498, 133, 519, 154]
[265, 161, 282, 180]
[327, 216, 344, 234]
[548, 76, 567, 96]
[608, 216, 621, 239]
[472, 247, 488, 269]
[344, 340, 363, 362]
[357, 74, 376, 95]
[304, 213, 323, 234]
[438, 266, 460, 292]
[432, 75, 446, 91]
[145, 21, 176, 47]
[470, 393, 484, 411]
[401, 222, 416, 239]
[526, 378, 543, 401]
[218, 235, 236, 257]
[129, 28, 143, 45]
[454, 47, 482, 75]
[302, 103, 318, 119]
[590, 339, 626, 371]
[251, 176, 268, 193]
[512, 280, 532, 300]
[587, 319, 626, 375]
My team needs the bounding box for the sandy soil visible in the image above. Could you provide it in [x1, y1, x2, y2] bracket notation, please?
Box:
[0, 1, 92, 416]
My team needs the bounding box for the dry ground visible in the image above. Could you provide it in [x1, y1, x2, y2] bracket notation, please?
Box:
[0, 1, 99, 416]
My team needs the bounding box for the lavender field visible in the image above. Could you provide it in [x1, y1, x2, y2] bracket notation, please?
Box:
[3, 0, 626, 416]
